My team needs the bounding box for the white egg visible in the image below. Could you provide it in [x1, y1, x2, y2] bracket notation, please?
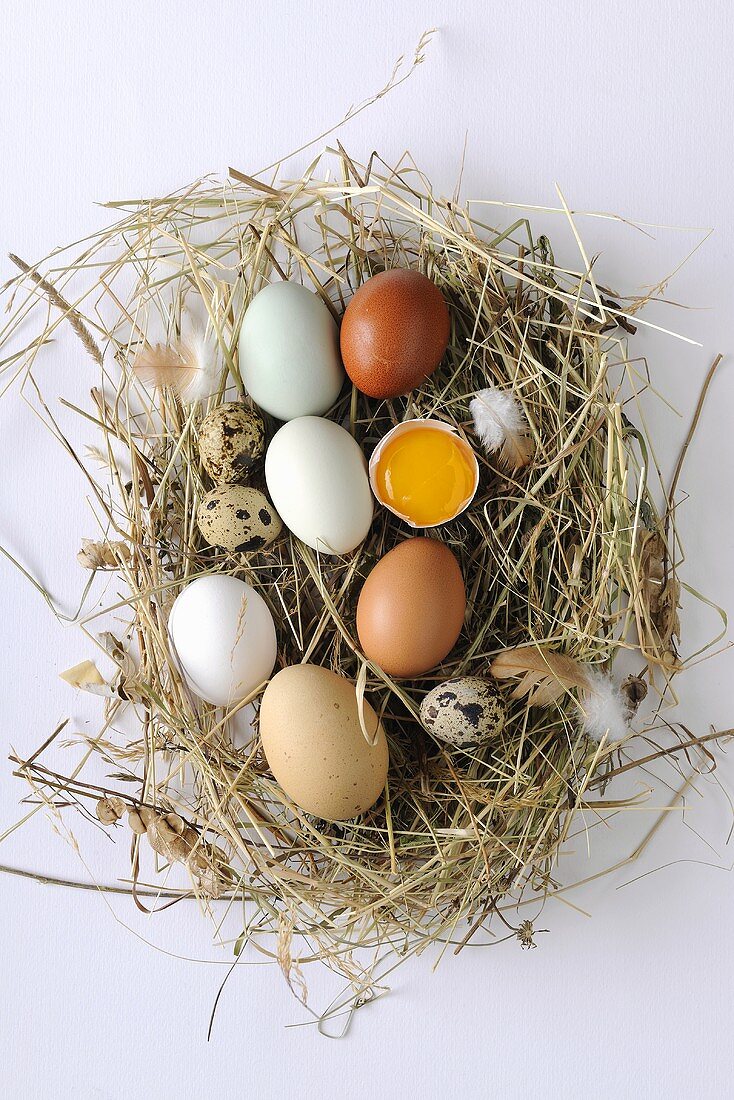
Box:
[168, 575, 277, 706]
[239, 282, 344, 421]
[265, 416, 373, 555]
[227, 702, 256, 750]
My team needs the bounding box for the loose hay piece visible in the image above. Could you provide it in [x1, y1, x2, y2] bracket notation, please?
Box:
[0, 145, 729, 1025]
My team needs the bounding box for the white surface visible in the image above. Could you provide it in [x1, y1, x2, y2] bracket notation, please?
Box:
[1, 2, 734, 1097]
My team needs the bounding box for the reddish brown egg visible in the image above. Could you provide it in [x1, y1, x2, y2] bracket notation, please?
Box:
[340, 269, 450, 399]
[356, 537, 466, 678]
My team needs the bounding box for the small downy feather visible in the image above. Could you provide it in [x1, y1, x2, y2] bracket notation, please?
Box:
[491, 646, 592, 707]
[490, 645, 632, 743]
[132, 325, 219, 403]
[576, 668, 632, 744]
[469, 386, 533, 470]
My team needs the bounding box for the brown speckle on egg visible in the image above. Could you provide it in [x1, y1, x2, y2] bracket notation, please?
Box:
[197, 484, 281, 553]
[198, 402, 265, 483]
[420, 677, 506, 750]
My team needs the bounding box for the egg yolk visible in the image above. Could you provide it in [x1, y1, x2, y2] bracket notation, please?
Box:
[374, 426, 476, 526]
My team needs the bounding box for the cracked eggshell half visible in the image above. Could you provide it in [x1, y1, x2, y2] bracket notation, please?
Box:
[368, 418, 479, 528]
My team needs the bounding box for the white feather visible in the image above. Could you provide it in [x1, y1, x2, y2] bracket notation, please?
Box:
[577, 669, 630, 743]
[469, 386, 533, 470]
[132, 319, 221, 404]
[181, 323, 221, 403]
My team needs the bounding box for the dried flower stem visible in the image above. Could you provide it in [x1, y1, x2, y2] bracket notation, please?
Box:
[7, 253, 104, 366]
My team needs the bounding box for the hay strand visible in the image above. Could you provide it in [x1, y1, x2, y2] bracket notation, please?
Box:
[0, 145, 729, 1021]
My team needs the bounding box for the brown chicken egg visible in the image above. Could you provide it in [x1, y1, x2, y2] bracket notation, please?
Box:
[259, 664, 389, 822]
[356, 537, 466, 678]
[340, 269, 450, 399]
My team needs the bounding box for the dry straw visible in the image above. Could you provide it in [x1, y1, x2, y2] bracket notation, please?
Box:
[0, 135, 729, 1028]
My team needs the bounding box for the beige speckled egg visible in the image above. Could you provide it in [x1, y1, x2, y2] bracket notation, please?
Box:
[197, 484, 282, 552]
[259, 664, 389, 822]
[198, 402, 265, 483]
[420, 677, 506, 750]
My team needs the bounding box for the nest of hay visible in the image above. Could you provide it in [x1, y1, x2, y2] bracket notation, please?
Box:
[1, 146, 725, 1021]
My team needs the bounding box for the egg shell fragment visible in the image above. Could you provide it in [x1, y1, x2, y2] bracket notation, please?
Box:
[239, 282, 344, 421]
[265, 415, 373, 555]
[368, 418, 479, 528]
[168, 575, 277, 707]
[198, 402, 265, 483]
[197, 484, 282, 553]
[340, 268, 450, 399]
[420, 677, 506, 750]
[356, 537, 466, 679]
[259, 664, 389, 822]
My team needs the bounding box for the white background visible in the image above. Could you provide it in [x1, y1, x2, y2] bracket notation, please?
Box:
[1, 2, 734, 1097]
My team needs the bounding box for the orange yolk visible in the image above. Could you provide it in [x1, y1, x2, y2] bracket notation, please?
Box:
[374, 426, 476, 527]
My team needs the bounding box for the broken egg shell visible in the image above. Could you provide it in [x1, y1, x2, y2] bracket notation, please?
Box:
[368, 419, 479, 528]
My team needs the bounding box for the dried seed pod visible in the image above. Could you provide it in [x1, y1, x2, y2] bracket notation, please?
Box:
[146, 815, 200, 865]
[126, 802, 219, 891]
[621, 675, 648, 716]
[164, 812, 185, 835]
[127, 809, 146, 835]
[191, 863, 225, 899]
[96, 796, 125, 825]
[181, 826, 201, 858]
[77, 539, 132, 570]
[637, 529, 681, 664]
[187, 842, 210, 874]
[138, 806, 158, 829]
[187, 841, 230, 899]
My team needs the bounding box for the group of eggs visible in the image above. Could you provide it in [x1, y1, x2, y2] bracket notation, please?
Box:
[168, 269, 507, 823]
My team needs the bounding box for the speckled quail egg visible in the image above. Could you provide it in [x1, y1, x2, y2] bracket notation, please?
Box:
[198, 402, 265, 483]
[197, 484, 282, 552]
[420, 676, 506, 751]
